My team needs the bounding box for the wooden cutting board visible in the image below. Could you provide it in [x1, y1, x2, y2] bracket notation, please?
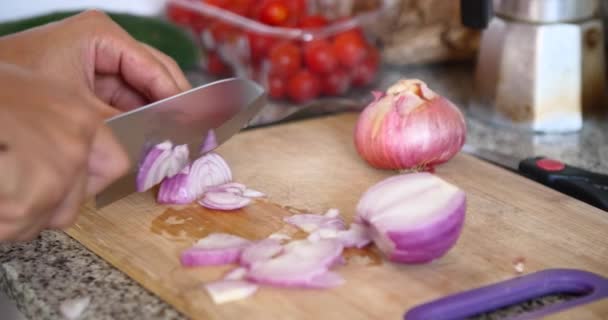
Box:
[67, 113, 608, 319]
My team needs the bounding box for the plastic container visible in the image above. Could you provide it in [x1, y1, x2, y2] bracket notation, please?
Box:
[165, 0, 397, 125]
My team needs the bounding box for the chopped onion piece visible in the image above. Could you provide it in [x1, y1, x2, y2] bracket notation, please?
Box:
[284, 213, 346, 233]
[137, 141, 189, 192]
[240, 239, 283, 267]
[60, 296, 90, 320]
[204, 280, 258, 304]
[198, 191, 252, 211]
[181, 233, 251, 267]
[324, 208, 340, 218]
[201, 129, 218, 154]
[242, 188, 266, 198]
[336, 223, 372, 249]
[157, 152, 232, 204]
[224, 267, 248, 280]
[247, 239, 344, 287]
[267, 233, 291, 242]
[208, 182, 247, 195]
[356, 173, 466, 264]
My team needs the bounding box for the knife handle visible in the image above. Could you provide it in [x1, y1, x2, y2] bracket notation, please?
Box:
[518, 157, 608, 211]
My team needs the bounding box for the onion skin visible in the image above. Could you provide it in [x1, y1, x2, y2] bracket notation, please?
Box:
[356, 172, 466, 264]
[354, 79, 467, 171]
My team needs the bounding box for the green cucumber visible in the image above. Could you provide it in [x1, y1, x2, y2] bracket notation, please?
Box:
[0, 11, 200, 70]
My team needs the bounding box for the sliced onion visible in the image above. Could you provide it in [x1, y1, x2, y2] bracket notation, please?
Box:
[204, 280, 258, 304]
[181, 233, 251, 267]
[247, 239, 344, 288]
[324, 208, 340, 218]
[137, 141, 189, 192]
[200, 129, 218, 154]
[267, 233, 291, 242]
[224, 267, 248, 280]
[240, 239, 283, 267]
[157, 152, 232, 204]
[198, 191, 252, 211]
[208, 182, 247, 195]
[284, 213, 346, 233]
[307, 223, 371, 249]
[356, 173, 466, 264]
[242, 188, 266, 198]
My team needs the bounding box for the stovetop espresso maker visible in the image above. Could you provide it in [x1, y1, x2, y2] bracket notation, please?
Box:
[461, 0, 606, 133]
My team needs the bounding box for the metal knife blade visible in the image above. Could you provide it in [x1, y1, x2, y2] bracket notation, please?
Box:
[96, 78, 266, 207]
[461, 144, 520, 171]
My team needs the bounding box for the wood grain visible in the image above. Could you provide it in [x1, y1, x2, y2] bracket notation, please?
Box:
[66, 113, 608, 319]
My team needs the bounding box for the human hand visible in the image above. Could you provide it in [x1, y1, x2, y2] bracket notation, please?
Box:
[0, 10, 191, 113]
[0, 63, 129, 241]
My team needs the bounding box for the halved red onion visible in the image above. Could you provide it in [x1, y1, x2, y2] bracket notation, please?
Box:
[181, 233, 251, 267]
[157, 152, 232, 204]
[284, 213, 346, 233]
[137, 141, 189, 192]
[198, 191, 252, 211]
[240, 239, 283, 267]
[204, 280, 258, 304]
[356, 173, 466, 264]
[200, 129, 218, 154]
[246, 239, 344, 288]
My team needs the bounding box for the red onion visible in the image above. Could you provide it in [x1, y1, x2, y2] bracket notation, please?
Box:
[203, 280, 258, 304]
[354, 79, 467, 171]
[157, 152, 232, 204]
[284, 211, 346, 233]
[198, 191, 252, 211]
[181, 233, 251, 267]
[356, 172, 466, 264]
[246, 239, 344, 288]
[136, 141, 189, 192]
[240, 239, 283, 267]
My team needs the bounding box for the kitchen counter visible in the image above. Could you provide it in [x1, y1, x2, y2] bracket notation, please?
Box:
[1, 63, 607, 320]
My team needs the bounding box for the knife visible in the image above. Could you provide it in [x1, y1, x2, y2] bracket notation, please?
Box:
[462, 145, 608, 212]
[96, 78, 266, 207]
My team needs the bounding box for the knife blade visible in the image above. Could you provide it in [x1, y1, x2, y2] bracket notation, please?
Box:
[462, 145, 608, 212]
[96, 78, 266, 207]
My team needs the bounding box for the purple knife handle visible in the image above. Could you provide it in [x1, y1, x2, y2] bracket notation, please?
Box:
[404, 269, 608, 320]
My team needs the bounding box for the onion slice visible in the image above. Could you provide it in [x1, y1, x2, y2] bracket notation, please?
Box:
[240, 239, 283, 267]
[284, 213, 346, 233]
[137, 141, 189, 192]
[247, 239, 344, 288]
[356, 173, 466, 263]
[181, 233, 251, 267]
[198, 191, 252, 211]
[242, 188, 266, 198]
[158, 152, 232, 204]
[224, 267, 248, 280]
[204, 280, 258, 304]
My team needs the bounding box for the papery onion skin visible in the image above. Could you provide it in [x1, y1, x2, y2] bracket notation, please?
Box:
[357, 172, 466, 264]
[354, 79, 467, 171]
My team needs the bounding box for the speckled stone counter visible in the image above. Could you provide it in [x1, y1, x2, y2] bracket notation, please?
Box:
[1, 63, 607, 320]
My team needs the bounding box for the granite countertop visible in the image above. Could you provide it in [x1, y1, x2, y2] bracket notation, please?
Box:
[1, 63, 607, 320]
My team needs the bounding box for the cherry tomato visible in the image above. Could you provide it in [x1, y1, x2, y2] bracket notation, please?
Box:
[208, 21, 236, 44]
[299, 15, 328, 29]
[268, 74, 286, 99]
[226, 0, 255, 16]
[322, 69, 351, 96]
[304, 40, 337, 74]
[332, 30, 367, 68]
[205, 52, 232, 76]
[247, 32, 277, 64]
[269, 42, 301, 77]
[203, 0, 233, 9]
[259, 0, 291, 26]
[166, 3, 195, 25]
[287, 70, 321, 103]
[351, 46, 380, 87]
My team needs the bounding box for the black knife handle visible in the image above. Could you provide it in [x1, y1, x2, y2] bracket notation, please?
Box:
[518, 157, 608, 212]
[460, 0, 493, 29]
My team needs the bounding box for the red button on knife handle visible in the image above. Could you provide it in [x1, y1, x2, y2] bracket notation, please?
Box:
[535, 158, 565, 172]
